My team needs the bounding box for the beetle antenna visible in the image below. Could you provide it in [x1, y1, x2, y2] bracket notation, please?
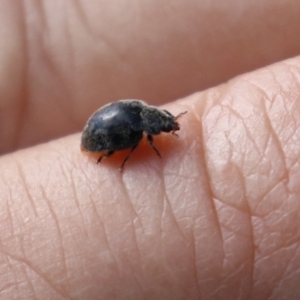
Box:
[174, 111, 187, 120]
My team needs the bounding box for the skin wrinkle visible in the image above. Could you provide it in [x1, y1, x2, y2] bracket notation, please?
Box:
[223, 104, 263, 156]
[255, 231, 299, 263]
[190, 220, 201, 298]
[1, 249, 69, 299]
[143, 151, 193, 298]
[1, 284, 17, 298]
[201, 86, 261, 298]
[159, 156, 187, 240]
[220, 82, 285, 211]
[277, 63, 300, 95]
[270, 280, 296, 300]
[193, 101, 225, 257]
[22, 261, 38, 300]
[68, 168, 89, 239]
[210, 261, 249, 298]
[196, 125, 226, 296]
[91, 201, 120, 273]
[160, 195, 190, 291]
[286, 68, 300, 98]
[161, 191, 189, 243]
[255, 181, 288, 219]
[14, 277, 22, 299]
[275, 73, 300, 154]
[261, 89, 288, 177]
[243, 139, 262, 183]
[0, 176, 15, 238]
[117, 204, 145, 292]
[223, 108, 266, 180]
[120, 178, 144, 263]
[280, 123, 298, 153]
[5, 199, 15, 240]
[40, 189, 68, 284]
[127, 263, 144, 297]
[161, 123, 204, 298]
[238, 80, 293, 232]
[13, 158, 38, 217]
[2, 256, 18, 296]
[223, 162, 249, 214]
[96, 172, 158, 296]
[251, 110, 289, 284]
[90, 197, 119, 268]
[275, 245, 300, 286]
[4, 146, 83, 298]
[122, 165, 173, 293]
[227, 163, 255, 297]
[254, 248, 292, 296]
[162, 172, 200, 180]
[252, 218, 299, 298]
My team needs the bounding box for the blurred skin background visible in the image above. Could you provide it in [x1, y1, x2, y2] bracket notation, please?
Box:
[1, 0, 300, 299]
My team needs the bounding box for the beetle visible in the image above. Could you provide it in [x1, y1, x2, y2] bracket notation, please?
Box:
[81, 99, 186, 172]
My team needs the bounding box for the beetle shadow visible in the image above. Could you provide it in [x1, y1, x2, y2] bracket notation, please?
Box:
[87, 134, 185, 170]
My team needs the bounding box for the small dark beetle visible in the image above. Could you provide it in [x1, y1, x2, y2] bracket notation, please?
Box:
[81, 99, 186, 172]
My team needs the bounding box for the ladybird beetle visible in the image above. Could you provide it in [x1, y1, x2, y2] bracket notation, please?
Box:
[81, 99, 186, 172]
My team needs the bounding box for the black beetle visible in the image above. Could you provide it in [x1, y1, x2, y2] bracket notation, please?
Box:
[81, 99, 186, 171]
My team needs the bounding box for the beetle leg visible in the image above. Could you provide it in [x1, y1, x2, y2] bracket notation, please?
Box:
[97, 151, 114, 164]
[147, 135, 161, 158]
[171, 131, 179, 138]
[120, 144, 138, 172]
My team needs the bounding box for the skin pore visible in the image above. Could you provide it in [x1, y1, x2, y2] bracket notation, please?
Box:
[1, 0, 300, 299]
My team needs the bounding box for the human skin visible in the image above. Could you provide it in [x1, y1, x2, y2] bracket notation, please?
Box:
[1, 0, 300, 299]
